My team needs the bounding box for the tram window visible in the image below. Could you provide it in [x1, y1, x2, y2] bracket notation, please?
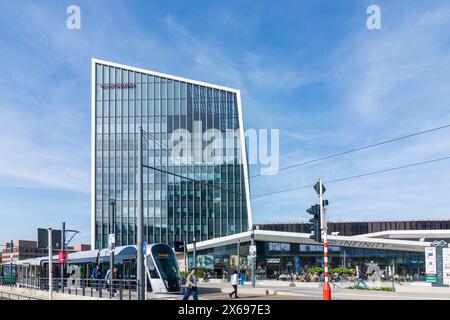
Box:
[151, 245, 180, 282]
[146, 256, 159, 279]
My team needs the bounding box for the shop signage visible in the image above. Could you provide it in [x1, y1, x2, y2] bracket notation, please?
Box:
[425, 247, 437, 277]
[266, 258, 280, 264]
[443, 248, 450, 285]
[427, 241, 450, 287]
[328, 239, 388, 249]
[100, 83, 136, 89]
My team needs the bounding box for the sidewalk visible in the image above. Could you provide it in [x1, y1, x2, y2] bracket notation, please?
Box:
[0, 285, 106, 300]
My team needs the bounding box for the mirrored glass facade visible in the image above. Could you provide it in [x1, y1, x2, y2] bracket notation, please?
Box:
[92, 60, 250, 249]
[190, 241, 426, 281]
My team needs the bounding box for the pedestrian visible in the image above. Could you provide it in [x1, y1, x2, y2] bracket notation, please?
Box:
[105, 268, 111, 290]
[91, 264, 101, 291]
[112, 267, 120, 294]
[356, 269, 368, 289]
[183, 268, 198, 300]
[202, 271, 210, 282]
[238, 270, 244, 285]
[229, 270, 240, 299]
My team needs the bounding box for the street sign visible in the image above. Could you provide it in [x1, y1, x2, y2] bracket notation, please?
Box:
[173, 241, 185, 252]
[314, 180, 326, 196]
[108, 234, 115, 251]
[58, 250, 68, 264]
[426, 243, 450, 287]
[249, 245, 257, 257]
[143, 241, 147, 256]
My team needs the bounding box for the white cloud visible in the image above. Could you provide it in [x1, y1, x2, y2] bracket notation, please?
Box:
[251, 2, 450, 223]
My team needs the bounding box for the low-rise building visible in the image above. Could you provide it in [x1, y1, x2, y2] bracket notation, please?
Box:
[1, 240, 91, 263]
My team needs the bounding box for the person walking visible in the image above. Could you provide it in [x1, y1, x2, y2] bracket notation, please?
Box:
[229, 270, 240, 299]
[356, 268, 368, 289]
[105, 268, 111, 290]
[91, 264, 101, 291]
[112, 267, 120, 295]
[183, 268, 198, 300]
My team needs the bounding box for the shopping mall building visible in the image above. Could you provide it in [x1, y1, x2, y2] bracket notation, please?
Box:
[91, 59, 450, 280]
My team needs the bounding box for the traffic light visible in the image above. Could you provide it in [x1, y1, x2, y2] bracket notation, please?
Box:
[307, 204, 321, 243]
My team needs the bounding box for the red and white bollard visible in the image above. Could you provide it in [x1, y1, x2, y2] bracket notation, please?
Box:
[323, 241, 331, 300]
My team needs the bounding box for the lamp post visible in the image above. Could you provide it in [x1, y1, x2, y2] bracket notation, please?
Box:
[193, 237, 197, 269]
[48, 229, 53, 300]
[109, 199, 116, 299]
[183, 240, 187, 273]
[10, 240, 13, 283]
[237, 239, 240, 273]
[61, 222, 65, 293]
[137, 126, 145, 300]
[251, 226, 256, 288]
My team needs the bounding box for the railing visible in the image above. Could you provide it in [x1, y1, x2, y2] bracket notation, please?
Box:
[8, 276, 142, 300]
[0, 290, 43, 300]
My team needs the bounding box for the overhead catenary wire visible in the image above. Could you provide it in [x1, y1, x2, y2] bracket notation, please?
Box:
[141, 129, 244, 198]
[251, 123, 450, 178]
[251, 155, 450, 199]
[139, 130, 450, 200]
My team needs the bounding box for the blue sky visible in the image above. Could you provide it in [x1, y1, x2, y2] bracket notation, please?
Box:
[1, 0, 450, 244]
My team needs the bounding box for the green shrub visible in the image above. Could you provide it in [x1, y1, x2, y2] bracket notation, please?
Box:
[346, 285, 394, 291]
[306, 266, 355, 276]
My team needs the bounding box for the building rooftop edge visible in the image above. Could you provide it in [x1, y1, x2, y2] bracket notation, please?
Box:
[256, 218, 450, 225]
[91, 58, 241, 93]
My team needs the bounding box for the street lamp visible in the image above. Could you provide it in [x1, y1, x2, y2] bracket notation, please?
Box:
[250, 226, 256, 288]
[193, 237, 197, 269]
[109, 199, 116, 299]
[237, 239, 240, 274]
[9, 240, 14, 283]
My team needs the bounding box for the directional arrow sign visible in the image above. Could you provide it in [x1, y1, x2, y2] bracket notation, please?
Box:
[314, 180, 326, 196]
[143, 241, 147, 256]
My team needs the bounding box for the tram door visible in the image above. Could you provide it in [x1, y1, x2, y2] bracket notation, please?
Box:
[86, 263, 95, 278]
[123, 261, 132, 280]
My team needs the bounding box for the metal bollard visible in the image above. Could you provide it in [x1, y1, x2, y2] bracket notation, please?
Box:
[119, 280, 123, 300]
[82, 279, 85, 296]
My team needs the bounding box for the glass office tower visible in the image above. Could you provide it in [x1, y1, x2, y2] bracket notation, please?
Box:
[91, 59, 252, 249]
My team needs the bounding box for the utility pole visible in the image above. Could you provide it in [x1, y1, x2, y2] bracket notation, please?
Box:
[109, 199, 116, 299]
[48, 228, 53, 300]
[61, 222, 65, 293]
[251, 226, 256, 288]
[317, 179, 331, 300]
[137, 126, 145, 300]
[193, 237, 197, 268]
[9, 240, 13, 282]
[237, 239, 240, 273]
[183, 240, 187, 273]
